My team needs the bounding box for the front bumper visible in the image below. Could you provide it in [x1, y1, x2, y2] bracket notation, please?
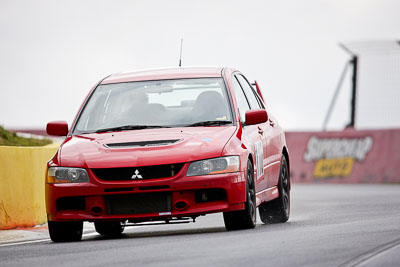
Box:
[46, 169, 246, 222]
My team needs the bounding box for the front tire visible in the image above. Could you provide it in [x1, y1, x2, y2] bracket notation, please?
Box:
[223, 160, 256, 231]
[48, 221, 83, 242]
[259, 155, 290, 224]
[94, 221, 125, 236]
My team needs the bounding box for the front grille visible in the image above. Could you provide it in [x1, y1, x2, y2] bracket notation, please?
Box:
[106, 192, 171, 215]
[92, 163, 184, 181]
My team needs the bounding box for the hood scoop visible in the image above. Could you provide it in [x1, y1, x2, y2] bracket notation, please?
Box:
[104, 139, 181, 149]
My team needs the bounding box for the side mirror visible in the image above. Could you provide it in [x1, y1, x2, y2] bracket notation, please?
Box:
[46, 121, 69, 136]
[245, 109, 268, 126]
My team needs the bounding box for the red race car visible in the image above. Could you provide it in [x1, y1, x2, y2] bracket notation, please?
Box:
[46, 67, 290, 242]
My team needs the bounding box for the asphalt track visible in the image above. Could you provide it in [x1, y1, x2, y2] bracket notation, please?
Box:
[1, 184, 399, 267]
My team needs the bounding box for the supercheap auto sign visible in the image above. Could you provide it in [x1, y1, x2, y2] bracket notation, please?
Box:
[304, 136, 373, 178]
[285, 129, 400, 183]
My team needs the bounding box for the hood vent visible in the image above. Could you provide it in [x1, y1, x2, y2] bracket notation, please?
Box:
[104, 139, 181, 149]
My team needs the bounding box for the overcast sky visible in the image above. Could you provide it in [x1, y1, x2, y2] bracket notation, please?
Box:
[1, 0, 399, 131]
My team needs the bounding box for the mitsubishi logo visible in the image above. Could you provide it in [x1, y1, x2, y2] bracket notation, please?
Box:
[131, 169, 143, 179]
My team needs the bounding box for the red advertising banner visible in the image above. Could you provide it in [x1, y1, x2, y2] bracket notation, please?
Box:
[286, 128, 400, 183]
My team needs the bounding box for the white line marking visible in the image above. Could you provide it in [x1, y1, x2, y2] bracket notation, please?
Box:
[0, 224, 153, 247]
[0, 232, 99, 247]
[0, 239, 51, 247]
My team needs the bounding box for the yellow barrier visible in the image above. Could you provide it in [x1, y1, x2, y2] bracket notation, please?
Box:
[0, 144, 59, 229]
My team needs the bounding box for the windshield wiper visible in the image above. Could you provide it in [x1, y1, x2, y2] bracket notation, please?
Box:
[186, 120, 233, 127]
[95, 125, 170, 133]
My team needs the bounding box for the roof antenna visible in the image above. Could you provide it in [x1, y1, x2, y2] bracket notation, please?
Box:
[179, 38, 183, 67]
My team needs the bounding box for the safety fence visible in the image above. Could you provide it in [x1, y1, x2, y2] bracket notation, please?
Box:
[0, 144, 58, 229]
[286, 128, 400, 183]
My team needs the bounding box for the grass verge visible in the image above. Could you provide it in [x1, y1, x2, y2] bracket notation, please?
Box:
[0, 126, 52, 146]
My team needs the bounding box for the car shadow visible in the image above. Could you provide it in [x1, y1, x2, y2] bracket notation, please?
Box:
[82, 219, 303, 243]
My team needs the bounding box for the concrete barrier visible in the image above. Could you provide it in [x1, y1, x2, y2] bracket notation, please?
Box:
[286, 128, 400, 183]
[0, 144, 58, 229]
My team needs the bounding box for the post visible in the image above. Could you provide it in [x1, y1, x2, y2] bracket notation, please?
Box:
[349, 56, 358, 128]
[339, 43, 358, 129]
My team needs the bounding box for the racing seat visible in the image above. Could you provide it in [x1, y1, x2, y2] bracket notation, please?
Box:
[146, 103, 168, 123]
[192, 91, 228, 122]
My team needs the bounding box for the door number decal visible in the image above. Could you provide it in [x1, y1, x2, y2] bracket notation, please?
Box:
[255, 141, 264, 179]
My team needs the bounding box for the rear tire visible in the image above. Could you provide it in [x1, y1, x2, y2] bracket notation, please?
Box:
[259, 155, 290, 224]
[48, 221, 83, 242]
[223, 160, 256, 231]
[94, 221, 125, 236]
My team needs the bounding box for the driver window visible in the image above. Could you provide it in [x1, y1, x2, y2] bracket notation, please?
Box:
[236, 75, 262, 110]
[231, 75, 250, 123]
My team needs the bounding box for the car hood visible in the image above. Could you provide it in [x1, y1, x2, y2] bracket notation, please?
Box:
[59, 126, 237, 168]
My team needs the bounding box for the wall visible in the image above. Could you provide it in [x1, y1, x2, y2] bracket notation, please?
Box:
[0, 144, 58, 229]
[286, 128, 400, 183]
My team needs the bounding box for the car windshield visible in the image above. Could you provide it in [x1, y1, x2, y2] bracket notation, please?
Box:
[73, 78, 233, 134]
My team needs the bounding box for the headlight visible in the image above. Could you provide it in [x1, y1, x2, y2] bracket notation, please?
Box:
[47, 167, 89, 183]
[187, 156, 240, 176]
